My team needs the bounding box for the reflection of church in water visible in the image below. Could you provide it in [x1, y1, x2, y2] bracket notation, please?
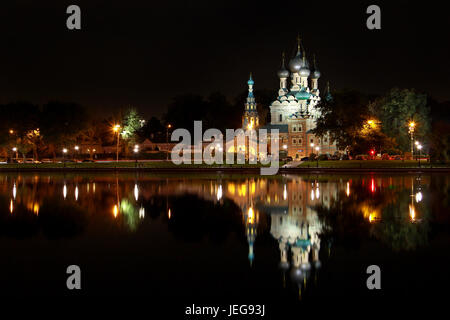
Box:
[163, 175, 341, 289]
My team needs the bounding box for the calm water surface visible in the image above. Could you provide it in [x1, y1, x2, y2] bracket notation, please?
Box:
[0, 172, 449, 307]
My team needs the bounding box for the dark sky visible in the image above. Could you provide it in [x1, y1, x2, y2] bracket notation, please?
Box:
[0, 0, 449, 118]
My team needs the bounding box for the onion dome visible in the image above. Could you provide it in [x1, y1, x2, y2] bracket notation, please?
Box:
[299, 56, 310, 77]
[288, 36, 302, 73]
[288, 54, 302, 73]
[295, 87, 311, 100]
[311, 55, 321, 79]
[277, 52, 290, 78]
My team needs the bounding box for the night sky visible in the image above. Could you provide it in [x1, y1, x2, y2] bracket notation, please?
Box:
[1, 0, 449, 118]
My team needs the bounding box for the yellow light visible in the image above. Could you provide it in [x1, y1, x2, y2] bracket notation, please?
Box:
[168, 208, 171, 219]
[33, 203, 39, 215]
[167, 124, 172, 129]
[228, 183, 236, 195]
[247, 207, 255, 224]
[113, 204, 118, 218]
[346, 182, 350, 197]
[409, 121, 415, 128]
[409, 204, 415, 221]
[369, 214, 373, 223]
[113, 124, 121, 132]
[9, 199, 13, 214]
[9, 129, 14, 134]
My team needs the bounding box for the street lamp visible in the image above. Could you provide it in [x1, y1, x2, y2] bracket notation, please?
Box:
[408, 121, 415, 156]
[133, 144, 139, 168]
[166, 124, 172, 161]
[12, 147, 18, 161]
[62, 148, 68, 167]
[417, 144, 422, 167]
[310, 143, 315, 161]
[74, 145, 79, 161]
[315, 146, 320, 168]
[113, 124, 121, 162]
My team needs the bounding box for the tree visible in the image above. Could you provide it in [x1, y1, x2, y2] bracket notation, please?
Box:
[138, 116, 164, 142]
[121, 109, 145, 154]
[313, 90, 373, 154]
[40, 102, 87, 160]
[0, 102, 40, 161]
[371, 88, 431, 152]
[429, 100, 450, 162]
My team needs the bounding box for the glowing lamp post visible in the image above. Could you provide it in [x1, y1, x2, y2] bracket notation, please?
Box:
[133, 145, 139, 168]
[12, 147, 18, 161]
[408, 121, 415, 156]
[62, 148, 68, 167]
[315, 146, 320, 168]
[166, 124, 172, 161]
[417, 144, 422, 167]
[113, 125, 121, 162]
[74, 145, 79, 161]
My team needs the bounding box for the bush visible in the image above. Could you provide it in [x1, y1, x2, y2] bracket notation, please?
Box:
[318, 154, 329, 161]
[355, 154, 368, 160]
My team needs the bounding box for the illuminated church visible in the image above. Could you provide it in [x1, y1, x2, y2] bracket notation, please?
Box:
[242, 37, 338, 159]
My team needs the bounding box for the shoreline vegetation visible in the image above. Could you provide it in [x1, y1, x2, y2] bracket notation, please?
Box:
[0, 160, 449, 172]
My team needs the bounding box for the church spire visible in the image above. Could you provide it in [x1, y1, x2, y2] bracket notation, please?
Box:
[247, 72, 254, 98]
[325, 81, 333, 102]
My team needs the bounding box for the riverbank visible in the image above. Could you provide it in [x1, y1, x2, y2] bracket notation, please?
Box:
[0, 160, 449, 173]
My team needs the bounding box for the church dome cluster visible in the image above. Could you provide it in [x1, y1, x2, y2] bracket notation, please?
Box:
[269, 36, 326, 120]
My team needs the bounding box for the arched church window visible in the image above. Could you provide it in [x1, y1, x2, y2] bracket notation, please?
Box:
[279, 114, 282, 122]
